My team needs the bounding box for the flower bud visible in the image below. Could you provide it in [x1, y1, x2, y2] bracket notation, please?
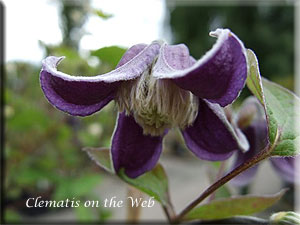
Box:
[270, 211, 300, 225]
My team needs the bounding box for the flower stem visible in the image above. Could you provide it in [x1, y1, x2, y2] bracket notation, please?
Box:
[175, 144, 273, 222]
[163, 204, 176, 223]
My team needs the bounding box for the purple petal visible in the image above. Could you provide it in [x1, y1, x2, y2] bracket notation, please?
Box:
[155, 43, 196, 70]
[40, 42, 161, 116]
[116, 44, 147, 67]
[40, 67, 115, 117]
[230, 120, 268, 186]
[111, 112, 164, 178]
[270, 157, 297, 184]
[153, 29, 247, 107]
[182, 99, 249, 161]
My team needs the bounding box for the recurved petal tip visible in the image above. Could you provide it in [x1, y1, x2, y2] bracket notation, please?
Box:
[153, 28, 248, 107]
[40, 56, 117, 116]
[42, 56, 65, 70]
[40, 42, 162, 117]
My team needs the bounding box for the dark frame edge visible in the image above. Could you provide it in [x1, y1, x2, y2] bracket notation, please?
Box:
[0, 0, 5, 224]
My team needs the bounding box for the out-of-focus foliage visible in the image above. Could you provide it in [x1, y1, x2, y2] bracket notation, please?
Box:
[167, 5, 294, 90]
[91, 46, 127, 68]
[4, 1, 125, 222]
[4, 47, 117, 221]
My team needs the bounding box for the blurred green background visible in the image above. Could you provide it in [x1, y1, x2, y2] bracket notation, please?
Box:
[4, 1, 120, 222]
[168, 3, 294, 96]
[3, 0, 295, 223]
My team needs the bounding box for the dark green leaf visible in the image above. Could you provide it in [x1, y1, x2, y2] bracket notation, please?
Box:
[246, 49, 300, 156]
[91, 46, 127, 67]
[118, 164, 171, 207]
[183, 189, 286, 221]
[83, 147, 114, 173]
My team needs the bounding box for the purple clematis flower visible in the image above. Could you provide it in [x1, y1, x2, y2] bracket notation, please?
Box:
[40, 28, 249, 178]
[230, 97, 298, 186]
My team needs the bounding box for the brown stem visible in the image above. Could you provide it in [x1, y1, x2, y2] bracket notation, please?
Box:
[163, 203, 177, 223]
[175, 145, 272, 222]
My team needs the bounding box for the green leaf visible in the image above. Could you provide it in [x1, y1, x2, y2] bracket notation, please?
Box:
[91, 46, 127, 67]
[246, 49, 300, 156]
[83, 147, 114, 173]
[246, 50, 265, 105]
[262, 78, 300, 156]
[183, 189, 286, 221]
[118, 164, 171, 207]
[93, 9, 113, 20]
[84, 148, 172, 208]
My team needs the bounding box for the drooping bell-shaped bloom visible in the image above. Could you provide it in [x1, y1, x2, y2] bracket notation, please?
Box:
[40, 28, 249, 178]
[230, 97, 298, 186]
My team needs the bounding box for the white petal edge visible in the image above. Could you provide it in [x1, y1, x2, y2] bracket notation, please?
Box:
[152, 28, 248, 79]
[42, 41, 162, 83]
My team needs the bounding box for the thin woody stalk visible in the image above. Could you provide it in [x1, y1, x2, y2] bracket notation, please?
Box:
[175, 143, 274, 222]
[163, 188, 177, 223]
[163, 204, 176, 223]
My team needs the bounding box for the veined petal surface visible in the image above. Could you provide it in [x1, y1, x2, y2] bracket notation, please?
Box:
[153, 29, 247, 107]
[40, 42, 161, 116]
[182, 99, 249, 161]
[111, 113, 164, 178]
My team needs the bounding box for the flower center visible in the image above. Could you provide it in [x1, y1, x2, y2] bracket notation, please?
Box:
[115, 63, 199, 136]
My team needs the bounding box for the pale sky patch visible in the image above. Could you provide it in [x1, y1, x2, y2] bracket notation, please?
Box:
[3, 0, 168, 63]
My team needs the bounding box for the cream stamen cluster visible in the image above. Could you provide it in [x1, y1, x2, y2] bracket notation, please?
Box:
[116, 64, 198, 136]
